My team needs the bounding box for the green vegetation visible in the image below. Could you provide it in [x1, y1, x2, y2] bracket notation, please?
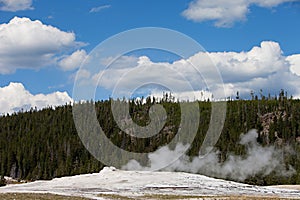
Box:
[0, 176, 5, 187]
[1, 91, 300, 185]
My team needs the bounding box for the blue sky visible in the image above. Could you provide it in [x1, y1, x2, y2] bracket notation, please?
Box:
[0, 0, 300, 113]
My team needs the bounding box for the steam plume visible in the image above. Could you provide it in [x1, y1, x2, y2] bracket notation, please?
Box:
[122, 129, 295, 181]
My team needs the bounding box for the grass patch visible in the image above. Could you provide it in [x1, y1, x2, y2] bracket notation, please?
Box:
[0, 193, 90, 200]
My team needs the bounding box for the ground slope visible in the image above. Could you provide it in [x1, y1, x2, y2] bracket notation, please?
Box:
[0, 167, 299, 199]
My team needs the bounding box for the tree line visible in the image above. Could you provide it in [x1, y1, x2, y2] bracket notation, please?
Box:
[0, 91, 300, 186]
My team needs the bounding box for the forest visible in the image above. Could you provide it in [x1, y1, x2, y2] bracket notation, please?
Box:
[1, 90, 300, 186]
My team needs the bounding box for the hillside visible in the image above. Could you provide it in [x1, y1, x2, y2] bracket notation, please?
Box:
[1, 93, 300, 186]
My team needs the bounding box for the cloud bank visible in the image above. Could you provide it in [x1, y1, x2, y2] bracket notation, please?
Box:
[0, 0, 33, 11]
[81, 41, 300, 99]
[182, 0, 297, 27]
[0, 17, 85, 74]
[0, 82, 72, 114]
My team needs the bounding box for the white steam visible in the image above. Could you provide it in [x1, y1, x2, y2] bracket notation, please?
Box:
[122, 129, 295, 181]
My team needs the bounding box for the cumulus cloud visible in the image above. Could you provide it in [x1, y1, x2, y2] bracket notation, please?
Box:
[0, 82, 73, 114]
[100, 55, 139, 69]
[287, 54, 300, 76]
[91, 55, 208, 98]
[0, 17, 84, 74]
[200, 42, 300, 98]
[76, 69, 91, 80]
[204, 41, 286, 80]
[182, 0, 296, 27]
[59, 50, 88, 71]
[203, 41, 300, 98]
[0, 0, 33, 11]
[80, 41, 300, 99]
[89, 5, 111, 13]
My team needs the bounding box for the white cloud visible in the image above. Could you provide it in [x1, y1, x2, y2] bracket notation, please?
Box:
[287, 54, 300, 76]
[89, 5, 111, 13]
[59, 50, 88, 71]
[182, 0, 296, 27]
[100, 55, 139, 69]
[250, 0, 296, 7]
[0, 82, 73, 114]
[91, 56, 200, 98]
[200, 41, 287, 83]
[0, 17, 84, 74]
[76, 69, 91, 80]
[191, 41, 300, 98]
[79, 41, 300, 99]
[0, 0, 33, 11]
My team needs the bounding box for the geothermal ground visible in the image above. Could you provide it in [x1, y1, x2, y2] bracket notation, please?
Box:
[0, 167, 300, 200]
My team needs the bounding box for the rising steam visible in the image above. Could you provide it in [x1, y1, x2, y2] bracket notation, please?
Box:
[122, 129, 295, 181]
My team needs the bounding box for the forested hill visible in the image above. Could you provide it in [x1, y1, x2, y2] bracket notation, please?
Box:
[1, 93, 300, 186]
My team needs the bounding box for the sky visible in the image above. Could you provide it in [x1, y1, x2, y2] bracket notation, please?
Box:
[0, 0, 300, 114]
